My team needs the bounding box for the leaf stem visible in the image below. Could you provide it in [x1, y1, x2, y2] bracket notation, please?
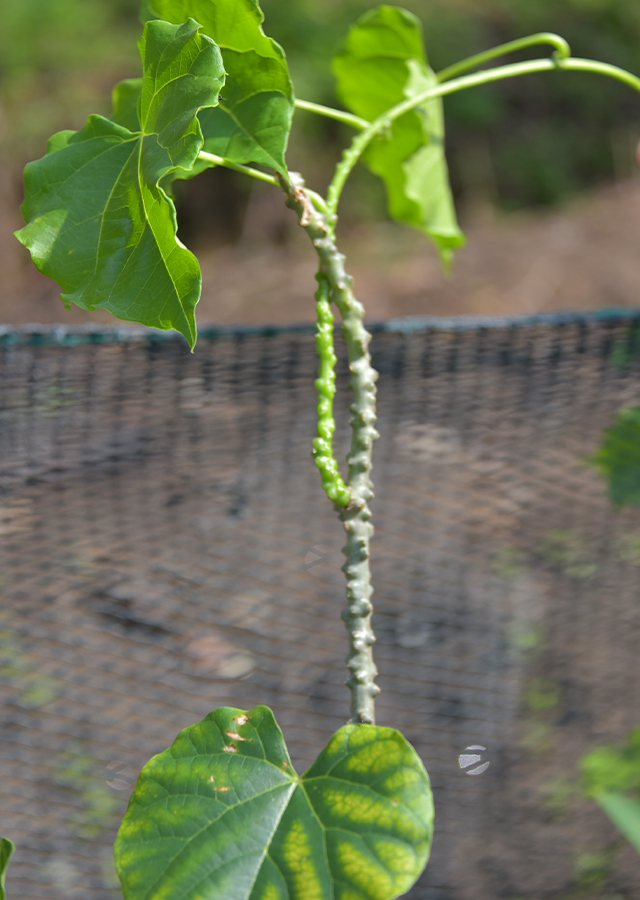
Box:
[312, 272, 351, 508]
[436, 32, 571, 83]
[197, 150, 278, 185]
[279, 172, 380, 725]
[196, 150, 329, 213]
[327, 55, 640, 220]
[294, 98, 369, 130]
[559, 56, 640, 92]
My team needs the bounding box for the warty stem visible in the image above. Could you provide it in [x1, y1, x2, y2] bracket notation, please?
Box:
[278, 171, 380, 724]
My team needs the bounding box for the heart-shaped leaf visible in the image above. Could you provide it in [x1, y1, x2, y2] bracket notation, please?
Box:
[333, 5, 465, 267]
[15, 18, 225, 348]
[115, 705, 433, 900]
[141, 0, 294, 175]
[0, 838, 15, 900]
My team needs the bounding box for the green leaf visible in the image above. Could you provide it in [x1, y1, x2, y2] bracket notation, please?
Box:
[333, 5, 464, 266]
[141, 0, 294, 175]
[0, 838, 15, 900]
[15, 19, 225, 348]
[595, 793, 640, 855]
[115, 705, 433, 900]
[591, 405, 640, 507]
[111, 77, 144, 133]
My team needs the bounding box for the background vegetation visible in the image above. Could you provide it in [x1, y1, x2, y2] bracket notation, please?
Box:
[2, 0, 640, 239]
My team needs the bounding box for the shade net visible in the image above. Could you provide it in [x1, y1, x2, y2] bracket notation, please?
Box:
[1, 312, 640, 900]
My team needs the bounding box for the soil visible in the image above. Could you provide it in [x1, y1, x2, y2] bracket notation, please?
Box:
[2, 172, 640, 328]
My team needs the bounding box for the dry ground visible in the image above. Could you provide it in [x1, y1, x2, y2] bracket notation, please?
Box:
[2, 172, 640, 328]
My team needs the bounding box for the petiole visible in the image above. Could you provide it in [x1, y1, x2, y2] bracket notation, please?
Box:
[436, 32, 571, 83]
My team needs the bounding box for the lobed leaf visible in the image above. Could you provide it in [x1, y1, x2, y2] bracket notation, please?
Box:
[15, 19, 225, 348]
[141, 0, 294, 175]
[333, 5, 464, 266]
[0, 838, 14, 900]
[115, 705, 433, 900]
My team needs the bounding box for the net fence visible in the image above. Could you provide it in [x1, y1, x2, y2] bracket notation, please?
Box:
[1, 312, 640, 900]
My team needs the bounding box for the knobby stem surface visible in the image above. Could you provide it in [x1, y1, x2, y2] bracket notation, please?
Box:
[202, 45, 640, 725]
[279, 172, 380, 724]
[327, 55, 640, 219]
[312, 273, 351, 508]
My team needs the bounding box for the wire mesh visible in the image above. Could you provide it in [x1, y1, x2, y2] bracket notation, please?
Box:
[1, 313, 640, 900]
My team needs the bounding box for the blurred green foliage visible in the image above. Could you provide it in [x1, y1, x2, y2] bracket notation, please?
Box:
[581, 725, 640, 797]
[0, 0, 140, 158]
[580, 726, 640, 857]
[524, 676, 561, 712]
[54, 745, 122, 840]
[537, 528, 598, 580]
[591, 405, 640, 507]
[0, 617, 62, 708]
[4, 0, 640, 222]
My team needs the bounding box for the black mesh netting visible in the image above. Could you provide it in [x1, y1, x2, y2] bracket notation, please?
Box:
[1, 313, 640, 900]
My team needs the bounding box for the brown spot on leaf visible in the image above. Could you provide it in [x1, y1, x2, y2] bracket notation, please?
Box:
[222, 744, 237, 753]
[225, 730, 250, 742]
[233, 714, 250, 726]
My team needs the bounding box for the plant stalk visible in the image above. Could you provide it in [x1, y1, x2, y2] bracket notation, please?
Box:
[278, 171, 380, 724]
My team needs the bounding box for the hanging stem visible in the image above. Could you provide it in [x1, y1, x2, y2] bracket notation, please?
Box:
[279, 172, 380, 725]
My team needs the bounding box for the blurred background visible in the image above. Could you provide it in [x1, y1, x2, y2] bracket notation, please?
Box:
[2, 3, 640, 900]
[2, 0, 640, 326]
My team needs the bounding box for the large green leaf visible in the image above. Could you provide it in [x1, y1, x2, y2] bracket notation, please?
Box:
[333, 5, 464, 266]
[141, 0, 294, 175]
[595, 793, 640, 855]
[0, 838, 14, 900]
[115, 705, 433, 900]
[15, 19, 225, 348]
